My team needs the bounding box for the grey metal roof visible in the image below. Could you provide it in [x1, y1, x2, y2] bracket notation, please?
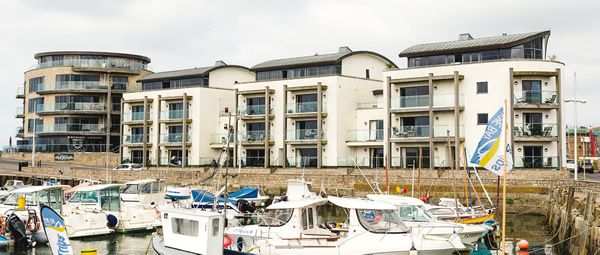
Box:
[137, 65, 250, 82]
[399, 30, 551, 57]
[252, 50, 397, 71]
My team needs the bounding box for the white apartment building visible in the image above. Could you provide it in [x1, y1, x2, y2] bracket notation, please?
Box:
[120, 61, 255, 166]
[383, 30, 565, 170]
[233, 47, 397, 168]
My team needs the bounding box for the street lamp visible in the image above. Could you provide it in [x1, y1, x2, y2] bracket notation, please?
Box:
[564, 98, 586, 180]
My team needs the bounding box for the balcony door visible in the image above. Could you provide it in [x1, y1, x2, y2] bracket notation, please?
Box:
[245, 149, 264, 167]
[523, 146, 543, 168]
[169, 103, 183, 119]
[401, 116, 429, 137]
[369, 120, 383, 141]
[298, 148, 317, 167]
[296, 94, 317, 113]
[524, 113, 542, 136]
[370, 148, 384, 168]
[246, 122, 265, 141]
[522, 80, 542, 104]
[297, 120, 318, 140]
[400, 86, 428, 107]
[247, 97, 265, 115]
[404, 147, 430, 169]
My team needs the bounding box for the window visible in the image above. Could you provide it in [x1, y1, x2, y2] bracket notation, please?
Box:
[29, 77, 45, 92]
[356, 209, 408, 233]
[172, 218, 199, 236]
[28, 119, 43, 133]
[481, 50, 498, 61]
[396, 205, 431, 222]
[259, 209, 293, 227]
[212, 218, 220, 236]
[365, 69, 370, 79]
[112, 76, 128, 90]
[477, 82, 488, 94]
[122, 184, 139, 194]
[477, 113, 488, 125]
[28, 97, 44, 113]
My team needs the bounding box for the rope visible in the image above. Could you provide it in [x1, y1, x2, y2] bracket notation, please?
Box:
[527, 217, 600, 254]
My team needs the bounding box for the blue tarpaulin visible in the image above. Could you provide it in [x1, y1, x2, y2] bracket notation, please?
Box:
[191, 190, 238, 206]
[229, 187, 259, 199]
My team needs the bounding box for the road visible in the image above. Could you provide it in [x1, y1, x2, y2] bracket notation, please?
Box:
[569, 171, 600, 182]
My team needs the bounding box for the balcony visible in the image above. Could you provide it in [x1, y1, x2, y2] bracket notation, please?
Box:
[337, 157, 384, 168]
[158, 157, 191, 166]
[36, 103, 106, 114]
[122, 134, 151, 145]
[286, 156, 326, 168]
[37, 124, 104, 134]
[159, 133, 191, 144]
[391, 95, 429, 109]
[16, 126, 24, 137]
[30, 82, 134, 93]
[239, 157, 266, 167]
[357, 102, 383, 109]
[514, 91, 558, 105]
[16, 107, 24, 118]
[29, 59, 150, 71]
[286, 102, 327, 114]
[514, 156, 559, 169]
[237, 130, 273, 143]
[122, 112, 152, 122]
[391, 126, 429, 138]
[237, 105, 272, 117]
[122, 157, 155, 165]
[211, 133, 234, 144]
[16, 87, 24, 98]
[514, 123, 558, 138]
[346, 130, 383, 142]
[390, 156, 436, 168]
[286, 129, 327, 141]
[433, 94, 464, 107]
[433, 125, 465, 138]
[160, 110, 190, 120]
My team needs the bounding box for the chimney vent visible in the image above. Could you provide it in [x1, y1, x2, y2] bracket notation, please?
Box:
[458, 33, 473, 41]
[338, 46, 352, 54]
[214, 60, 226, 66]
[502, 32, 507, 36]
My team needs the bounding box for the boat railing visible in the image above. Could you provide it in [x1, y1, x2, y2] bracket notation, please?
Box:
[415, 223, 464, 239]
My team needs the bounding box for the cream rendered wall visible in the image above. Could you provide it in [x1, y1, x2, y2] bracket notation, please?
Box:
[384, 60, 565, 168]
[341, 54, 389, 80]
[209, 67, 255, 89]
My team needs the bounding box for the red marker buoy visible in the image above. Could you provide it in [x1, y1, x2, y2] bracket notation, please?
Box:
[224, 236, 232, 247]
[517, 239, 529, 250]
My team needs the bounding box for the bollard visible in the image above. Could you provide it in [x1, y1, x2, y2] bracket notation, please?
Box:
[81, 248, 97, 255]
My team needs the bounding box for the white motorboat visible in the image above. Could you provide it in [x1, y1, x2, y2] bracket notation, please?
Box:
[3, 180, 26, 190]
[66, 184, 161, 233]
[367, 194, 492, 245]
[0, 185, 112, 240]
[424, 198, 495, 224]
[120, 179, 166, 206]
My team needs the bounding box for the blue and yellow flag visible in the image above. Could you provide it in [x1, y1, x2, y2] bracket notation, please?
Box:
[470, 107, 513, 176]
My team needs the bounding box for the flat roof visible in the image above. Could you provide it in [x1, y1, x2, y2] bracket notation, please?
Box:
[34, 51, 151, 63]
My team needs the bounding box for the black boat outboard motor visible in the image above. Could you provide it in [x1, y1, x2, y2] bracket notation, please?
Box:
[237, 199, 256, 213]
[7, 213, 29, 249]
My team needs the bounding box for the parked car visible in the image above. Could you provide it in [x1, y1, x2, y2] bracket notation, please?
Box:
[566, 159, 575, 171]
[577, 160, 594, 173]
[113, 163, 143, 171]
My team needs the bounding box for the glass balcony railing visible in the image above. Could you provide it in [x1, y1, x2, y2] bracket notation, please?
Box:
[286, 129, 327, 141]
[16, 126, 24, 135]
[346, 130, 383, 142]
[30, 59, 150, 71]
[337, 157, 385, 168]
[514, 123, 558, 137]
[16, 107, 24, 115]
[121, 157, 154, 165]
[433, 125, 465, 137]
[38, 124, 104, 133]
[514, 156, 559, 168]
[159, 110, 190, 120]
[514, 91, 558, 104]
[357, 102, 383, 109]
[36, 103, 106, 113]
[30, 82, 133, 93]
[159, 133, 191, 143]
[122, 112, 151, 122]
[17, 87, 24, 96]
[237, 130, 273, 142]
[390, 156, 433, 169]
[239, 157, 266, 167]
[158, 157, 190, 166]
[122, 134, 151, 144]
[433, 94, 465, 107]
[237, 105, 272, 116]
[286, 157, 325, 168]
[391, 95, 429, 108]
[390, 126, 429, 138]
[3, 144, 108, 153]
[286, 102, 327, 114]
[211, 133, 235, 144]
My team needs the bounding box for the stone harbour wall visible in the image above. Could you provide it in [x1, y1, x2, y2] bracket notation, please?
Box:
[2, 152, 119, 166]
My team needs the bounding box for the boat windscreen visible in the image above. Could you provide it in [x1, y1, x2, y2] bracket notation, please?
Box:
[259, 208, 293, 227]
[396, 205, 431, 222]
[122, 184, 139, 194]
[357, 209, 409, 233]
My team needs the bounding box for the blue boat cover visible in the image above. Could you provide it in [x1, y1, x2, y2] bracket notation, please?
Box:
[191, 190, 238, 206]
[229, 187, 259, 199]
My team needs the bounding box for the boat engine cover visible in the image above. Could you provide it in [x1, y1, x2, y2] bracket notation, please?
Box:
[7, 214, 28, 248]
[107, 214, 119, 227]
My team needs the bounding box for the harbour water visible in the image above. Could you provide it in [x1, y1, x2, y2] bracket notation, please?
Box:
[0, 214, 554, 255]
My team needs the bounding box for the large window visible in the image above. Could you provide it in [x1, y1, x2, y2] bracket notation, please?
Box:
[477, 82, 488, 94]
[171, 218, 199, 236]
[56, 74, 100, 83]
[27, 119, 43, 133]
[28, 97, 44, 113]
[142, 76, 208, 91]
[29, 77, 45, 92]
[477, 113, 488, 125]
[256, 64, 340, 81]
[112, 76, 128, 90]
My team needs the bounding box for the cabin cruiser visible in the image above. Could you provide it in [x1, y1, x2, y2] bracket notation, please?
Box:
[121, 179, 166, 206]
[164, 185, 263, 217]
[66, 184, 161, 233]
[3, 180, 26, 190]
[367, 194, 492, 246]
[0, 185, 112, 241]
[425, 198, 495, 224]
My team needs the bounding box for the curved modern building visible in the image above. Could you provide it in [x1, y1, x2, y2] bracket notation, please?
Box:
[15, 51, 152, 153]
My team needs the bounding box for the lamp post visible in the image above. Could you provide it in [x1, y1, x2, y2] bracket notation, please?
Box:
[564, 73, 586, 180]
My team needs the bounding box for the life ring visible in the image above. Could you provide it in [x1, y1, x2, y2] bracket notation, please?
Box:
[0, 217, 6, 235]
[27, 215, 41, 232]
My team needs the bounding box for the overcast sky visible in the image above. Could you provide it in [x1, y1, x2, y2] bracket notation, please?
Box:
[1, 0, 598, 147]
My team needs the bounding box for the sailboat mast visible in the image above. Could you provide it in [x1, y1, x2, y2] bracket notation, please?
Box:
[461, 144, 470, 208]
[446, 130, 459, 221]
[501, 100, 508, 255]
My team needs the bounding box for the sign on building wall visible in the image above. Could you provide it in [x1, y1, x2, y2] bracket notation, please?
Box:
[54, 153, 74, 161]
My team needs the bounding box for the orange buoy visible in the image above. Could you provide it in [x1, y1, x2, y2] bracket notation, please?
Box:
[517, 239, 529, 250]
[224, 236, 232, 247]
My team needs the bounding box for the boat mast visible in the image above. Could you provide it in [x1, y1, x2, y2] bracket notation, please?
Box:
[446, 130, 460, 222]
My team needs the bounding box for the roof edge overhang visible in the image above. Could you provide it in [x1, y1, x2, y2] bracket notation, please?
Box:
[398, 30, 551, 58]
[34, 51, 151, 63]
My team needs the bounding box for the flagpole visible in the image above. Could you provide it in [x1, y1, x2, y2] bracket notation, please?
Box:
[501, 100, 508, 255]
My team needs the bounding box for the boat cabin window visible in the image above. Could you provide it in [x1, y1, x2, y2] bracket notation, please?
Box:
[100, 188, 121, 211]
[69, 190, 99, 203]
[396, 205, 431, 222]
[259, 208, 293, 227]
[4, 192, 37, 206]
[428, 208, 455, 215]
[212, 218, 220, 236]
[301, 208, 315, 230]
[38, 189, 62, 213]
[357, 209, 409, 233]
[171, 217, 199, 237]
[122, 184, 139, 194]
[140, 183, 152, 194]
